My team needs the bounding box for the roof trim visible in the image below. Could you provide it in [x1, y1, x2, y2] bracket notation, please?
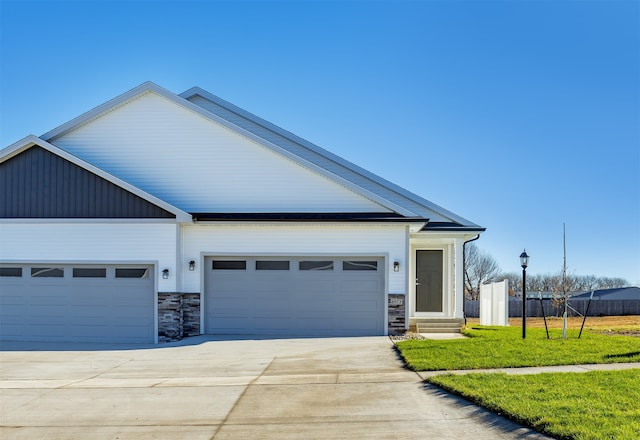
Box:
[419, 221, 486, 232]
[0, 135, 193, 223]
[191, 212, 429, 222]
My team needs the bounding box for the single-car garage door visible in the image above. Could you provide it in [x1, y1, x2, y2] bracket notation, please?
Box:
[0, 264, 155, 343]
[205, 256, 385, 336]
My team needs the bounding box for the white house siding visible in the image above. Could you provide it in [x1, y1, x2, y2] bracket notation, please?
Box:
[185, 93, 457, 223]
[50, 92, 390, 214]
[180, 223, 408, 294]
[0, 222, 178, 292]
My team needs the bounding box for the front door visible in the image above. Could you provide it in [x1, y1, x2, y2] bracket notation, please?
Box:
[415, 250, 443, 313]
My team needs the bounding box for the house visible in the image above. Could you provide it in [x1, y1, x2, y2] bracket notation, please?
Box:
[571, 287, 640, 301]
[0, 82, 484, 343]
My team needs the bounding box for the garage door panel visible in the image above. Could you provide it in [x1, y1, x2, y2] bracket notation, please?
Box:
[1, 292, 24, 306]
[341, 279, 381, 292]
[253, 318, 291, 331]
[304, 280, 339, 291]
[0, 264, 154, 343]
[209, 318, 252, 333]
[205, 257, 384, 336]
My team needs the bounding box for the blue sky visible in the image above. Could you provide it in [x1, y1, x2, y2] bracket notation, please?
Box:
[1, 0, 639, 284]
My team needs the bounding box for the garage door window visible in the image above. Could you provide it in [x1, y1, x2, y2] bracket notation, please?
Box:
[73, 268, 107, 278]
[256, 260, 290, 270]
[31, 267, 64, 277]
[299, 261, 334, 271]
[0, 267, 22, 277]
[212, 260, 247, 270]
[343, 261, 378, 271]
[116, 268, 150, 278]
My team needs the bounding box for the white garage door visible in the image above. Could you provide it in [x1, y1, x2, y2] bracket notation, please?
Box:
[0, 264, 155, 343]
[205, 256, 385, 336]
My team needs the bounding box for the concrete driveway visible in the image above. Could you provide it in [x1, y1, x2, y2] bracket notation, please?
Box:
[1, 336, 550, 439]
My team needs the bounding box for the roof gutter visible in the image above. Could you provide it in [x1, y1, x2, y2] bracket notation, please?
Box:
[462, 233, 482, 325]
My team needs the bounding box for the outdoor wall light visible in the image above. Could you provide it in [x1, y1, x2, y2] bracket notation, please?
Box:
[188, 260, 196, 271]
[519, 249, 529, 339]
[162, 269, 169, 279]
[393, 261, 400, 272]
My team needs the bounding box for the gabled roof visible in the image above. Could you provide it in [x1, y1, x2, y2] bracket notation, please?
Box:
[181, 86, 484, 231]
[0, 135, 192, 222]
[39, 82, 483, 231]
[571, 287, 640, 300]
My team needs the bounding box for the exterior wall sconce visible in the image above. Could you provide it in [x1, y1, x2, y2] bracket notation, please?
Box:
[162, 269, 169, 279]
[188, 260, 196, 271]
[393, 261, 400, 272]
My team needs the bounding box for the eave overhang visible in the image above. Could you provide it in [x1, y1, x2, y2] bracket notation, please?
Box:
[418, 221, 486, 233]
[191, 212, 429, 223]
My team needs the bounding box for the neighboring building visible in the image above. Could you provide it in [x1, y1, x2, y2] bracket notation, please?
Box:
[0, 82, 484, 343]
[571, 287, 640, 301]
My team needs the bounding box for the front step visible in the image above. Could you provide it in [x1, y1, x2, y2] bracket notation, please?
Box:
[411, 318, 465, 334]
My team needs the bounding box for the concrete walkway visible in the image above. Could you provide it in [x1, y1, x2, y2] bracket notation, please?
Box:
[1, 336, 552, 439]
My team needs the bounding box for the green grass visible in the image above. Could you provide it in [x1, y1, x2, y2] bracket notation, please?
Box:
[396, 327, 640, 439]
[427, 369, 640, 440]
[396, 326, 640, 371]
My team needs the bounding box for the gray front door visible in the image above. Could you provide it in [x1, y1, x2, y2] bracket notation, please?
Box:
[415, 250, 443, 312]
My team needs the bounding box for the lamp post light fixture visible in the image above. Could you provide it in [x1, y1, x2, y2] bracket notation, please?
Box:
[520, 250, 529, 339]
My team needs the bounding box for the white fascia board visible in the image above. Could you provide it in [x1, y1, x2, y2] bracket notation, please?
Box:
[181, 87, 482, 227]
[0, 135, 193, 223]
[411, 230, 484, 241]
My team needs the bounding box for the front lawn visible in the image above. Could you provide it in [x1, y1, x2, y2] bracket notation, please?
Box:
[397, 326, 640, 439]
[396, 326, 640, 371]
[428, 369, 640, 440]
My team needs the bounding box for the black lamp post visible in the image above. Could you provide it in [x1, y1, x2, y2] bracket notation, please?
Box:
[520, 250, 529, 339]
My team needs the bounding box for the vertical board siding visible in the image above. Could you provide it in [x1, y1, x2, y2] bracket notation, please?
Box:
[181, 223, 407, 293]
[0, 146, 174, 218]
[52, 92, 390, 214]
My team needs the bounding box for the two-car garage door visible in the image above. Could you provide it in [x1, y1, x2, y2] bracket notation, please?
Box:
[0, 264, 155, 343]
[205, 256, 385, 337]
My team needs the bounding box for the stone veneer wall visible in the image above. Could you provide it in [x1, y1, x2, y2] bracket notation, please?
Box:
[182, 293, 201, 337]
[158, 292, 201, 342]
[388, 294, 406, 335]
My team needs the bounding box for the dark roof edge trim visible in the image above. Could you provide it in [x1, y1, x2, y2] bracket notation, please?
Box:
[191, 212, 429, 222]
[420, 225, 487, 232]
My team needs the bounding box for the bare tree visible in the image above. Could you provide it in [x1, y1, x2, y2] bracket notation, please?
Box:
[464, 243, 501, 300]
[499, 272, 630, 293]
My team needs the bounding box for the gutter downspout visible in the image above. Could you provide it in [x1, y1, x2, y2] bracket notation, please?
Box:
[462, 234, 481, 326]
